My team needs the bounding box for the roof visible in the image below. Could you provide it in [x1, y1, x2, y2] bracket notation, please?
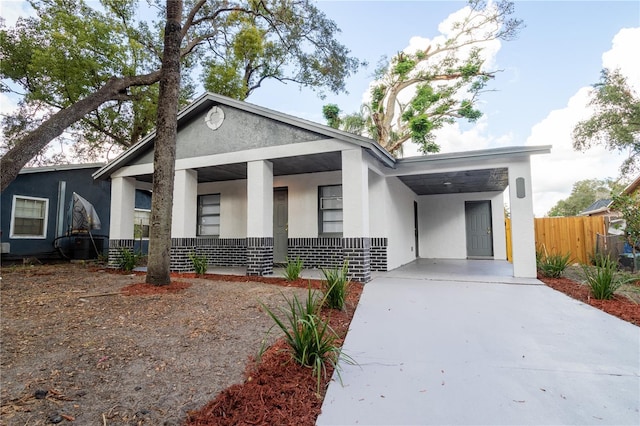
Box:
[579, 199, 612, 216]
[92, 92, 551, 196]
[94, 92, 395, 180]
[19, 163, 105, 174]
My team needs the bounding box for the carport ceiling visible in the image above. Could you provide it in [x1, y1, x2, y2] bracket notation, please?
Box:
[399, 168, 509, 195]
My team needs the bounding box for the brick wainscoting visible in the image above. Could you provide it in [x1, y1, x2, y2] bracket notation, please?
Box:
[108, 236, 387, 282]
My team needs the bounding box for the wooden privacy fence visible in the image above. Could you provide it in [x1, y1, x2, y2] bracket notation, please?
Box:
[505, 216, 606, 264]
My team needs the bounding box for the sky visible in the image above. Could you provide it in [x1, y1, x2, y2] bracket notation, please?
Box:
[1, 0, 639, 216]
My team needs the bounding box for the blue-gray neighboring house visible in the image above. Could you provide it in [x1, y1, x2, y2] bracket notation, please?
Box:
[1, 164, 151, 261]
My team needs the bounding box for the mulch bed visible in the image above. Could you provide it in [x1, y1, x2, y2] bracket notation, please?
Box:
[538, 275, 640, 326]
[184, 278, 362, 426]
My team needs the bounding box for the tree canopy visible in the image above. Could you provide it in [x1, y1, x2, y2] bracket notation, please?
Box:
[546, 178, 624, 217]
[322, 0, 523, 156]
[573, 68, 640, 177]
[0, 0, 361, 191]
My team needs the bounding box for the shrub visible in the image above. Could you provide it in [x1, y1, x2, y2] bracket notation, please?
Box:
[260, 286, 345, 392]
[118, 248, 143, 272]
[321, 260, 350, 310]
[537, 251, 571, 278]
[189, 253, 208, 275]
[590, 251, 615, 268]
[283, 256, 304, 281]
[582, 257, 631, 300]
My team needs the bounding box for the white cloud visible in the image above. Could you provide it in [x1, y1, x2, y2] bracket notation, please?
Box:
[602, 27, 640, 90]
[527, 27, 639, 217]
[0, 1, 34, 26]
[528, 88, 625, 216]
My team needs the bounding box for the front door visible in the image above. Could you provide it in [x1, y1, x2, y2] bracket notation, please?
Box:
[465, 201, 493, 258]
[273, 188, 288, 263]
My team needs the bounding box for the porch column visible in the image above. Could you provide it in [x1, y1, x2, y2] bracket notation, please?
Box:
[171, 169, 198, 238]
[246, 160, 274, 275]
[108, 176, 136, 268]
[508, 159, 537, 278]
[167, 169, 198, 272]
[342, 149, 371, 282]
[110, 176, 136, 239]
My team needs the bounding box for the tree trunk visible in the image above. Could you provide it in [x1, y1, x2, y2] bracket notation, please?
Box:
[0, 73, 161, 192]
[145, 0, 183, 285]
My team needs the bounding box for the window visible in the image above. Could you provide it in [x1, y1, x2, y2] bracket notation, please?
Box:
[134, 209, 151, 239]
[198, 194, 220, 236]
[319, 185, 343, 236]
[10, 195, 49, 238]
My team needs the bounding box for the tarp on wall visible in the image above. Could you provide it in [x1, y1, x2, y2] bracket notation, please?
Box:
[69, 192, 102, 231]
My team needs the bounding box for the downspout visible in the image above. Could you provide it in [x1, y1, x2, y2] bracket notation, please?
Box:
[55, 181, 66, 246]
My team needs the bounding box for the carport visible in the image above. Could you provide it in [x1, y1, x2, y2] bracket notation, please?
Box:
[391, 146, 550, 278]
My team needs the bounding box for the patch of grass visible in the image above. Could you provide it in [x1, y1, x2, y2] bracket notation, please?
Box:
[321, 260, 350, 310]
[283, 257, 304, 281]
[537, 250, 571, 278]
[189, 253, 208, 275]
[583, 257, 635, 300]
[117, 248, 143, 272]
[260, 286, 349, 392]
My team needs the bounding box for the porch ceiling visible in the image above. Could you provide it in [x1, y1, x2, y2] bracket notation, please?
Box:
[399, 167, 509, 195]
[129, 152, 342, 184]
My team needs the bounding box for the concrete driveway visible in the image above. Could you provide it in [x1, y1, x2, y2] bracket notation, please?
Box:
[317, 259, 640, 425]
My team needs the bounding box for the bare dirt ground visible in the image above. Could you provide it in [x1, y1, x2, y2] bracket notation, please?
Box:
[0, 263, 315, 425]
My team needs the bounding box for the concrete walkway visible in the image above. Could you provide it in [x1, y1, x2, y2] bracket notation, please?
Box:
[317, 259, 640, 426]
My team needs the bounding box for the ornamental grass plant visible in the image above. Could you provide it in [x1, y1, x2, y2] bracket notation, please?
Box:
[536, 248, 571, 278]
[283, 256, 304, 281]
[321, 260, 350, 310]
[260, 286, 345, 392]
[582, 256, 632, 300]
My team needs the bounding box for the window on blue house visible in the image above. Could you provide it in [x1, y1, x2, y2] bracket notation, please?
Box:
[198, 194, 220, 236]
[319, 185, 342, 236]
[11, 195, 49, 238]
[134, 209, 151, 239]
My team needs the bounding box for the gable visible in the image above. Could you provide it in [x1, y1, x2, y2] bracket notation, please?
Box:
[128, 104, 328, 166]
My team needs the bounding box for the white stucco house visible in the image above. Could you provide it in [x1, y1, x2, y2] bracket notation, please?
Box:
[94, 92, 550, 282]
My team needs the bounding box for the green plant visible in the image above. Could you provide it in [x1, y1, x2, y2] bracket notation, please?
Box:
[536, 249, 571, 278]
[117, 248, 142, 272]
[189, 253, 208, 275]
[590, 251, 615, 268]
[582, 257, 633, 300]
[260, 286, 347, 392]
[283, 256, 304, 281]
[321, 260, 350, 310]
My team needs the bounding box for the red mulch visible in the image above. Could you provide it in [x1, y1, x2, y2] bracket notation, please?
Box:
[121, 280, 192, 295]
[117, 272, 324, 296]
[185, 278, 362, 426]
[538, 275, 640, 326]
